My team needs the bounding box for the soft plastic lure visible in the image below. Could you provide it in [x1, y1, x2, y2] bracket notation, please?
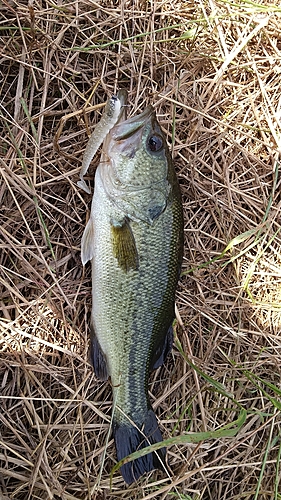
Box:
[78, 95, 122, 194]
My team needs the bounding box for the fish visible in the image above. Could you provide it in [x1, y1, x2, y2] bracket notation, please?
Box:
[81, 90, 183, 484]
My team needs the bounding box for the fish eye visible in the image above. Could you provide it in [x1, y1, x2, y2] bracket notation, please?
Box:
[147, 134, 163, 152]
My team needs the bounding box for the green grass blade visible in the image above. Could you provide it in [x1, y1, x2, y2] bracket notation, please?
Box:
[182, 226, 263, 275]
[110, 409, 247, 481]
[274, 439, 281, 500]
[175, 336, 234, 400]
[20, 97, 38, 143]
[254, 414, 277, 500]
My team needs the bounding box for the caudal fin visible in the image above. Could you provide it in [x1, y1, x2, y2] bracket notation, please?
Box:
[113, 409, 166, 484]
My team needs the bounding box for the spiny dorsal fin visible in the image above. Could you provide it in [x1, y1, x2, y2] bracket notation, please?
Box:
[111, 218, 139, 272]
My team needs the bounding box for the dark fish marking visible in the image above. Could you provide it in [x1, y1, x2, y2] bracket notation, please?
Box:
[111, 218, 139, 272]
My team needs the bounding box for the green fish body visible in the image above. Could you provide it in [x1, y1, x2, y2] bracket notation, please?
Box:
[81, 93, 183, 483]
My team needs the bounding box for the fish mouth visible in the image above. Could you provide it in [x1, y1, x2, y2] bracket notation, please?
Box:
[112, 91, 155, 141]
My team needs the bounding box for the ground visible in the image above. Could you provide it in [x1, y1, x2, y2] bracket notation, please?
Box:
[1, 1, 281, 499]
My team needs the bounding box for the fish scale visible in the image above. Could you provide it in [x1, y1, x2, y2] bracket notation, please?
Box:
[81, 91, 183, 483]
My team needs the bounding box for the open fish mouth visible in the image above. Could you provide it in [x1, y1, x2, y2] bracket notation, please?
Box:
[113, 89, 155, 141]
[78, 89, 157, 194]
[103, 94, 157, 162]
[112, 105, 154, 140]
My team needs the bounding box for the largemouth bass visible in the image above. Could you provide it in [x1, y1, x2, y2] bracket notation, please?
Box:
[81, 91, 183, 483]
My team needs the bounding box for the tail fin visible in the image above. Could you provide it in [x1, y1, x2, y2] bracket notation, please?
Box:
[113, 409, 166, 484]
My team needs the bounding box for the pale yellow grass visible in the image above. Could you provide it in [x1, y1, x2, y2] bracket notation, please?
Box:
[1, 1, 281, 499]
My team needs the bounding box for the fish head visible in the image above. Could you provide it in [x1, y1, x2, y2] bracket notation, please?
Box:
[103, 104, 170, 189]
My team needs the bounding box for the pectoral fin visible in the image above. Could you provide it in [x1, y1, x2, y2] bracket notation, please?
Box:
[81, 217, 95, 265]
[111, 218, 139, 272]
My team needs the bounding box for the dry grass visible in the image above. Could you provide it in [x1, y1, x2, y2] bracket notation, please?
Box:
[1, 1, 281, 499]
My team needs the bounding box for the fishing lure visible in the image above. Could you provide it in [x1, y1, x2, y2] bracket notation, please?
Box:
[78, 95, 122, 194]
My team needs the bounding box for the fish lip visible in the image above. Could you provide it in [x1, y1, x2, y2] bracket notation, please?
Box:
[111, 105, 155, 141]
